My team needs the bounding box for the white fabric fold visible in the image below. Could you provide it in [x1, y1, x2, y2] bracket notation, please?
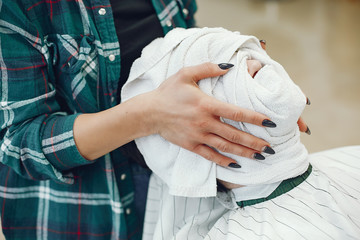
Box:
[121, 27, 309, 198]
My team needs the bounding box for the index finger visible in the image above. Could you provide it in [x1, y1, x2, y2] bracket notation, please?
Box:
[179, 62, 234, 84]
[205, 97, 276, 128]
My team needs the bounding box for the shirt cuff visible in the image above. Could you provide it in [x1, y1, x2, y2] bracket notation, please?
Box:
[42, 113, 92, 172]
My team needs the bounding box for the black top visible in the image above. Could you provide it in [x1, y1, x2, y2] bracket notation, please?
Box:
[110, 0, 164, 91]
[110, 0, 164, 166]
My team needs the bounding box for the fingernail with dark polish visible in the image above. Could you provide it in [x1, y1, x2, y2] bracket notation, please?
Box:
[262, 119, 277, 128]
[218, 63, 234, 70]
[306, 97, 311, 105]
[254, 153, 265, 160]
[228, 162, 241, 168]
[262, 146, 275, 154]
[306, 126, 311, 135]
[259, 39, 266, 45]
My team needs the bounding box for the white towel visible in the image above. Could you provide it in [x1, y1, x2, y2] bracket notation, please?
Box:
[121, 27, 309, 198]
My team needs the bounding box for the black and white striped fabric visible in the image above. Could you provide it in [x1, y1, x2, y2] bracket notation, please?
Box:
[143, 146, 360, 240]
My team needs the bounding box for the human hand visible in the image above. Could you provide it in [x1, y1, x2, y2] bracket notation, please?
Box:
[259, 39, 311, 135]
[145, 62, 277, 168]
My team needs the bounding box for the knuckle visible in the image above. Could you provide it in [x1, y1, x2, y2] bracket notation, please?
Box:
[196, 120, 210, 129]
[216, 142, 229, 153]
[232, 111, 245, 121]
[190, 143, 200, 152]
[196, 146, 222, 164]
[184, 142, 195, 151]
[229, 133, 242, 143]
[198, 100, 213, 112]
[203, 152, 215, 162]
[190, 144, 204, 156]
[178, 67, 191, 79]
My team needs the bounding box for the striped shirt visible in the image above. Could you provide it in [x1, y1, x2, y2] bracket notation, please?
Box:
[143, 147, 360, 239]
[0, 0, 196, 239]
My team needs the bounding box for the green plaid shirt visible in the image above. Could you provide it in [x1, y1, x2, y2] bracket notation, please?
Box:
[0, 0, 196, 239]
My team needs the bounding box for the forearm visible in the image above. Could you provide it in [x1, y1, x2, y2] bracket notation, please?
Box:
[73, 92, 154, 160]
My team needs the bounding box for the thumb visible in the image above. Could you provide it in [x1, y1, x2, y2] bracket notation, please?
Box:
[180, 62, 234, 84]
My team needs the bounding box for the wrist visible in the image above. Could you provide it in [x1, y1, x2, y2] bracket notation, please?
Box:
[119, 91, 158, 138]
[73, 92, 158, 160]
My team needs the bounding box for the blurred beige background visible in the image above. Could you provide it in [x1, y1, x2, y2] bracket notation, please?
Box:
[196, 0, 360, 153]
[0, 0, 359, 239]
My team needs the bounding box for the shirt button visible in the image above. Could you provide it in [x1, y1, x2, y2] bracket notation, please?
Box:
[98, 8, 106, 15]
[121, 174, 126, 180]
[110, 96, 115, 102]
[108, 54, 115, 62]
[166, 20, 172, 27]
[182, 8, 189, 17]
[126, 208, 131, 215]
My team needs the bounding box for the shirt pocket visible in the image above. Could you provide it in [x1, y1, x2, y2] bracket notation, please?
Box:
[45, 34, 99, 112]
[45, 34, 96, 73]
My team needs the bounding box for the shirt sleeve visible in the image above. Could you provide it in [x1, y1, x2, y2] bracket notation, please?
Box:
[0, 2, 92, 184]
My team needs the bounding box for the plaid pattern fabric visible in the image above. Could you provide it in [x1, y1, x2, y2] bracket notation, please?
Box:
[0, 0, 196, 239]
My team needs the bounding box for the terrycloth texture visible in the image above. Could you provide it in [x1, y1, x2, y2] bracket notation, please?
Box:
[121, 27, 309, 197]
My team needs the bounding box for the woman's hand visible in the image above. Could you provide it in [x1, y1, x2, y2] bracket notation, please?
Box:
[144, 62, 276, 168]
[73, 39, 309, 165]
[73, 62, 274, 163]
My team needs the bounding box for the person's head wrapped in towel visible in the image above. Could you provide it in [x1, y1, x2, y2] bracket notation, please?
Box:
[121, 27, 309, 198]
